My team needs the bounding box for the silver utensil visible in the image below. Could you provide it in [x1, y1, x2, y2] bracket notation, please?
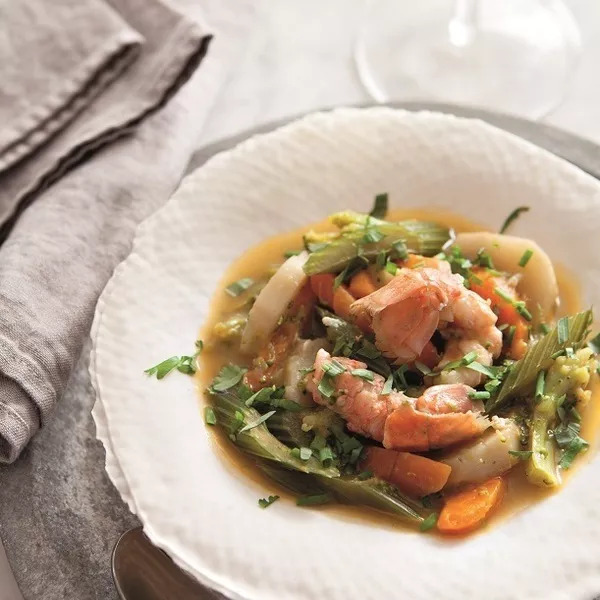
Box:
[112, 527, 224, 600]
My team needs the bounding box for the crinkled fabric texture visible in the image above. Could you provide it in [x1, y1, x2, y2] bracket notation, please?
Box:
[0, 0, 254, 463]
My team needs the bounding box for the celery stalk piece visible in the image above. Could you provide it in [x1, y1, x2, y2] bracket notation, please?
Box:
[487, 309, 593, 413]
[303, 220, 450, 276]
[210, 389, 339, 477]
[526, 395, 559, 487]
[260, 462, 425, 524]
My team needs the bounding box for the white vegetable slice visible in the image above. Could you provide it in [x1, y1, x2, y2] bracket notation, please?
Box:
[454, 232, 559, 323]
[240, 251, 308, 354]
[440, 416, 521, 488]
[284, 338, 330, 406]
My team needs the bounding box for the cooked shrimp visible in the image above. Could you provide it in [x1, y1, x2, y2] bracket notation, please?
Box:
[307, 350, 490, 451]
[350, 265, 502, 384]
[307, 349, 404, 440]
[349, 267, 462, 363]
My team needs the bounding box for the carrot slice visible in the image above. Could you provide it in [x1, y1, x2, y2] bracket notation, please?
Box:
[469, 268, 529, 359]
[362, 447, 451, 498]
[332, 285, 356, 321]
[310, 273, 335, 307]
[437, 476, 505, 534]
[348, 270, 377, 299]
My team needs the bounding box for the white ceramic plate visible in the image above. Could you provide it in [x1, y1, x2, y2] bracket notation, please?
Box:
[91, 108, 600, 600]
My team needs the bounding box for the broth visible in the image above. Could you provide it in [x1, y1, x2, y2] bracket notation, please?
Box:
[196, 208, 599, 534]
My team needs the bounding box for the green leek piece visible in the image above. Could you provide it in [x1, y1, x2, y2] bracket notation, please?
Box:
[303, 220, 449, 276]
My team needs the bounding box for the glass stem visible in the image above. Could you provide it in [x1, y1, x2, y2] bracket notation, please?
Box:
[448, 0, 479, 47]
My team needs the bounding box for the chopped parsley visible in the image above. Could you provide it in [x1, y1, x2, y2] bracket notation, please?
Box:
[554, 420, 589, 469]
[225, 277, 254, 297]
[519, 249, 534, 267]
[258, 495, 280, 509]
[144, 340, 203, 379]
[210, 364, 247, 392]
[369, 193, 388, 218]
[499, 206, 530, 234]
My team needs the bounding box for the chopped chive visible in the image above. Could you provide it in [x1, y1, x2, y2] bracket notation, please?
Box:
[414, 361, 432, 375]
[238, 410, 275, 433]
[508, 450, 533, 460]
[519, 249, 534, 267]
[351, 368, 375, 382]
[225, 277, 254, 297]
[363, 226, 385, 244]
[539, 323, 550, 335]
[420, 513, 438, 532]
[469, 271, 483, 285]
[385, 261, 398, 275]
[535, 371, 545, 399]
[505, 325, 516, 346]
[499, 206, 530, 234]
[319, 446, 334, 465]
[557, 317, 569, 344]
[381, 374, 394, 395]
[204, 406, 217, 425]
[494, 287, 514, 303]
[356, 339, 381, 359]
[299, 447, 312, 461]
[317, 375, 336, 399]
[551, 349, 566, 359]
[296, 493, 333, 506]
[370, 193, 388, 218]
[476, 248, 495, 269]
[515, 302, 532, 321]
[468, 390, 490, 400]
[466, 362, 497, 379]
[393, 364, 409, 389]
[375, 250, 387, 269]
[258, 495, 280, 508]
[323, 360, 346, 377]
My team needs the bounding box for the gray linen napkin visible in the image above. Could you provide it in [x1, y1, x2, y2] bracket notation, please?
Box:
[0, 0, 254, 463]
[0, 0, 212, 234]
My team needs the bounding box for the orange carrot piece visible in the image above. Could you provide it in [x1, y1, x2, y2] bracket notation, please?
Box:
[348, 270, 377, 299]
[469, 268, 530, 360]
[332, 285, 356, 321]
[362, 447, 451, 498]
[400, 254, 440, 269]
[437, 476, 505, 534]
[310, 273, 335, 307]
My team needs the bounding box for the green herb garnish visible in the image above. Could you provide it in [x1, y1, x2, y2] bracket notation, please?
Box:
[557, 317, 569, 345]
[238, 410, 276, 433]
[145, 340, 203, 379]
[204, 406, 217, 425]
[535, 371, 545, 399]
[370, 193, 389, 218]
[381, 374, 394, 395]
[225, 277, 254, 297]
[258, 495, 280, 508]
[351, 368, 375, 382]
[211, 364, 248, 392]
[385, 261, 398, 275]
[420, 512, 438, 532]
[499, 206, 530, 234]
[508, 450, 533, 460]
[519, 249, 534, 267]
[468, 390, 490, 400]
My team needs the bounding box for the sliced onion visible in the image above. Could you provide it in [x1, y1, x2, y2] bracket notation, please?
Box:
[240, 252, 308, 354]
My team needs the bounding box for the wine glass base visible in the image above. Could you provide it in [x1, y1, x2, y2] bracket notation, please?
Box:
[355, 1, 581, 119]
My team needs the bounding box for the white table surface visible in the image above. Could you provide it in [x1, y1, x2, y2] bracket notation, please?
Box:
[201, 0, 600, 148]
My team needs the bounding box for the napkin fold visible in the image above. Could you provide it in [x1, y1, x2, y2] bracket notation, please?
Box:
[0, 0, 212, 234]
[0, 0, 254, 463]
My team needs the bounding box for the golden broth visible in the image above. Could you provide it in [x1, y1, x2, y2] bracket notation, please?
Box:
[196, 208, 600, 534]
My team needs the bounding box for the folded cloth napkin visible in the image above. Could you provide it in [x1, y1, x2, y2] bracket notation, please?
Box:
[0, 0, 255, 462]
[0, 0, 212, 235]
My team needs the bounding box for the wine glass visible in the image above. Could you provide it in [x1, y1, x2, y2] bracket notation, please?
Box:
[355, 0, 582, 119]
